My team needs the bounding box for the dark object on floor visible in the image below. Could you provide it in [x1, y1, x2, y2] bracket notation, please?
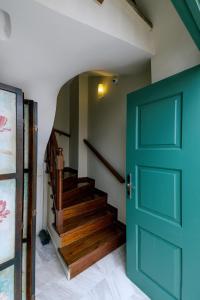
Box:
[39, 230, 51, 245]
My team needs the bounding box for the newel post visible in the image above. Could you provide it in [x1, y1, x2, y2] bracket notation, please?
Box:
[56, 147, 64, 231]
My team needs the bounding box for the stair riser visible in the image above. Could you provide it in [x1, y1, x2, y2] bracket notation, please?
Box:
[63, 176, 78, 191]
[63, 197, 107, 220]
[63, 182, 77, 192]
[60, 214, 114, 247]
[68, 235, 126, 279]
[62, 184, 94, 203]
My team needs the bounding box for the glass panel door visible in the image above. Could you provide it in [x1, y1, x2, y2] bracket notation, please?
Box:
[0, 83, 23, 300]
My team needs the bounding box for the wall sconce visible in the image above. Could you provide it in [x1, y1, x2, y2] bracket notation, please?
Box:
[98, 83, 105, 99]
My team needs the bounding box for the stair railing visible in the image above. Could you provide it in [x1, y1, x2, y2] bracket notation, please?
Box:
[54, 128, 71, 138]
[83, 139, 125, 184]
[46, 129, 64, 231]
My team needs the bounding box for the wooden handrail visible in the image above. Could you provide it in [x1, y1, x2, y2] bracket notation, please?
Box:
[54, 128, 71, 138]
[84, 139, 125, 184]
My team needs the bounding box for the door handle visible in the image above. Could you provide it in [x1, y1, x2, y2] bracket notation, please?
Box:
[127, 173, 133, 199]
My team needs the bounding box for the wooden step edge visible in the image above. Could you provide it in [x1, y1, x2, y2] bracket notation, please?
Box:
[62, 181, 93, 196]
[107, 204, 118, 219]
[63, 167, 77, 174]
[115, 220, 126, 231]
[93, 187, 108, 198]
[62, 191, 107, 210]
[59, 211, 115, 247]
[59, 222, 126, 264]
[65, 231, 126, 279]
[62, 196, 107, 220]
[63, 174, 77, 181]
[77, 177, 95, 185]
[60, 210, 114, 236]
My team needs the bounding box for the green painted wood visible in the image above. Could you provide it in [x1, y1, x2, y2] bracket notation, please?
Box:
[126, 65, 200, 300]
[171, 0, 200, 49]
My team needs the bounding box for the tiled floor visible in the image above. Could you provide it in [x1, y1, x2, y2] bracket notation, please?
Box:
[36, 239, 150, 300]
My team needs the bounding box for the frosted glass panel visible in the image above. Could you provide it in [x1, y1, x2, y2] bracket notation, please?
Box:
[24, 104, 29, 169]
[23, 174, 28, 239]
[0, 90, 16, 174]
[22, 244, 27, 300]
[0, 266, 14, 300]
[0, 180, 16, 264]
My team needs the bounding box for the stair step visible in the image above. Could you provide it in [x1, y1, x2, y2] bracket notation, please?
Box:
[62, 179, 95, 204]
[63, 174, 78, 191]
[59, 210, 115, 247]
[62, 192, 107, 220]
[63, 168, 78, 191]
[63, 167, 77, 174]
[58, 222, 126, 279]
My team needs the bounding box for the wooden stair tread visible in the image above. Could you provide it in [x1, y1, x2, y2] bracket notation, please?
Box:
[63, 181, 91, 194]
[63, 171, 77, 179]
[46, 132, 126, 278]
[62, 192, 105, 209]
[59, 222, 125, 265]
[63, 167, 77, 174]
[62, 180, 95, 203]
[60, 210, 113, 235]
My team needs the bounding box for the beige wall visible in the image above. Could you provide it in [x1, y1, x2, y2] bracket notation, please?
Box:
[78, 75, 88, 177]
[69, 77, 79, 170]
[54, 82, 70, 166]
[87, 70, 151, 223]
[68, 75, 89, 175]
[138, 0, 200, 82]
[36, 0, 154, 55]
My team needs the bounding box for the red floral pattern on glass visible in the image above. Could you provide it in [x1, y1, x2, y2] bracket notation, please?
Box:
[0, 115, 10, 133]
[0, 115, 7, 128]
[0, 200, 10, 223]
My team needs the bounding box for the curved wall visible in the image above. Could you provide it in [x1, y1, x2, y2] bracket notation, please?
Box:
[0, 0, 153, 232]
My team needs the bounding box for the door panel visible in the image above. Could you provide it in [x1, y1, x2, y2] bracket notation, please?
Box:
[126, 65, 200, 300]
[138, 94, 182, 148]
[0, 83, 23, 300]
[138, 227, 181, 299]
[137, 166, 181, 224]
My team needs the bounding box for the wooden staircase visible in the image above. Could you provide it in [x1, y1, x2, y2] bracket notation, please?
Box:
[46, 130, 126, 279]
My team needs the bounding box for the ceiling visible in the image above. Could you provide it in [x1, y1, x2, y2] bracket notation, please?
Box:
[0, 0, 154, 168]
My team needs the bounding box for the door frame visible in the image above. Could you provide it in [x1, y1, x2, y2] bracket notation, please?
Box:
[24, 99, 38, 300]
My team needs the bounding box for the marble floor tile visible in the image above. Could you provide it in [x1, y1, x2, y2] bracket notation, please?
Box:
[80, 279, 116, 300]
[96, 245, 125, 276]
[36, 240, 150, 300]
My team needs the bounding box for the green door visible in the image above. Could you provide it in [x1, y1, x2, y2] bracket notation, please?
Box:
[171, 0, 200, 50]
[126, 65, 200, 300]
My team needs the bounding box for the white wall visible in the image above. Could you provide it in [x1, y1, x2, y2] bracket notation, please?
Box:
[87, 70, 151, 223]
[54, 82, 70, 166]
[138, 0, 200, 82]
[69, 75, 89, 176]
[0, 0, 154, 234]
[36, 0, 154, 55]
[69, 77, 79, 170]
